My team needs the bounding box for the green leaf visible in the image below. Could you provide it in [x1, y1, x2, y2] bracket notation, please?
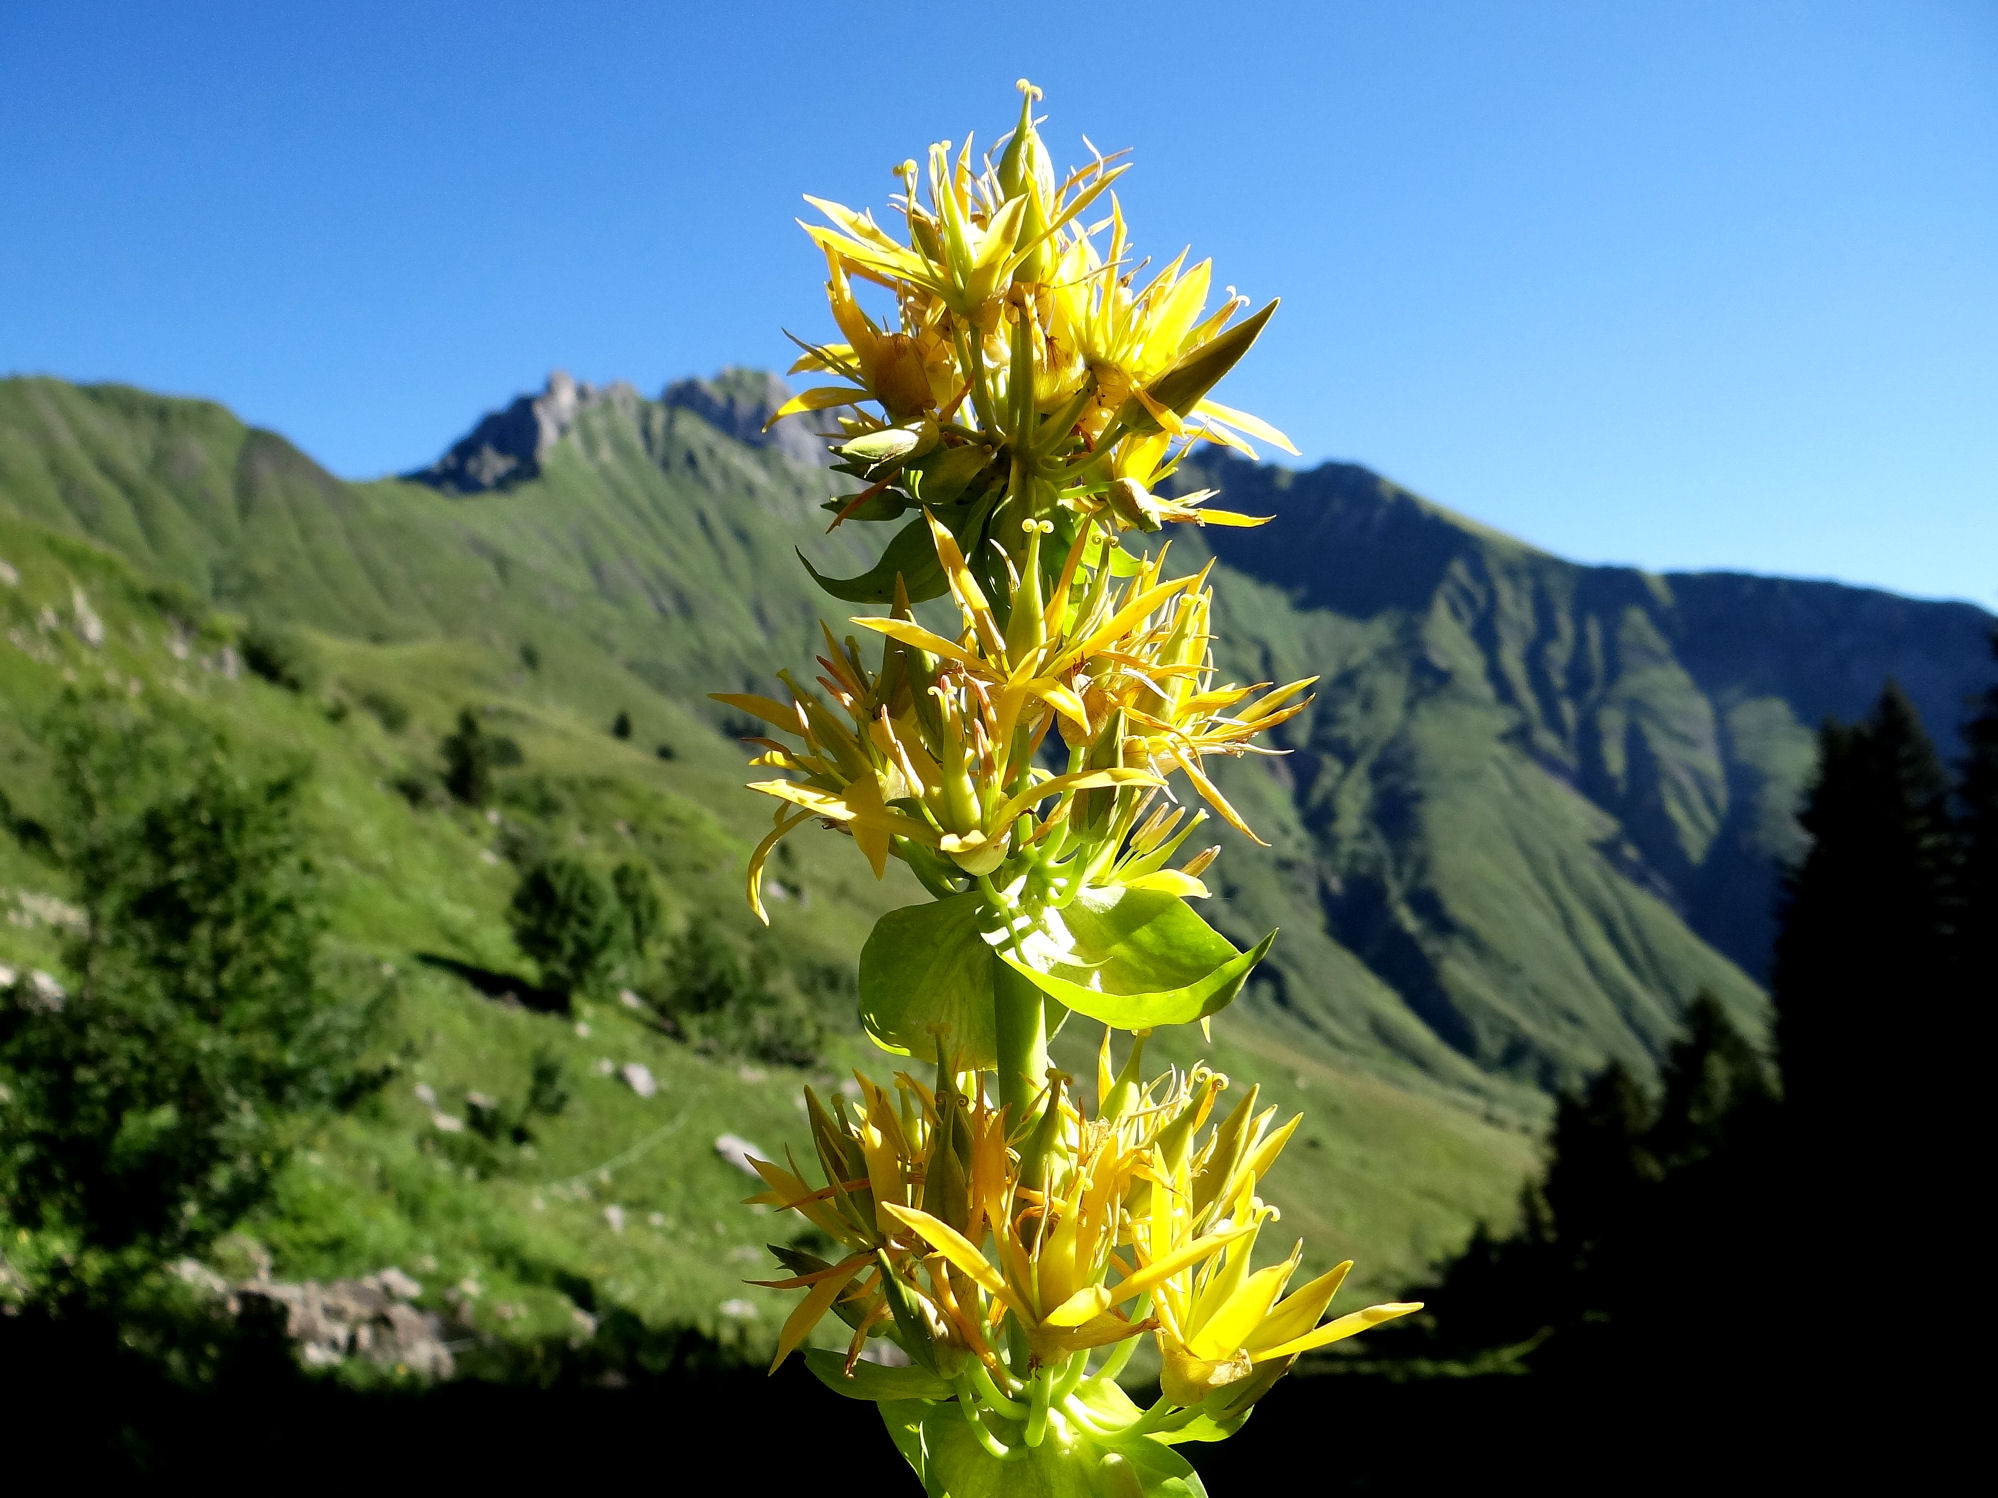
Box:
[1145, 1404, 1252, 1446]
[879, 1399, 946, 1498]
[798, 515, 947, 604]
[819, 488, 911, 524]
[908, 442, 996, 507]
[859, 893, 1001, 1068]
[999, 886, 1275, 1031]
[804, 1347, 954, 1403]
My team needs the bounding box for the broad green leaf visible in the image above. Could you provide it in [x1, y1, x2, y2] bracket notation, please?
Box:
[820, 488, 911, 524]
[908, 442, 996, 507]
[859, 894, 1001, 1068]
[798, 516, 947, 605]
[1144, 1403, 1252, 1447]
[804, 1347, 954, 1403]
[1099, 1434, 1208, 1496]
[879, 1399, 946, 1498]
[999, 886, 1275, 1030]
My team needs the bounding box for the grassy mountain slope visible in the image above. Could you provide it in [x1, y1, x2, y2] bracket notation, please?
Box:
[1168, 453, 1992, 1090]
[0, 379, 1537, 1362]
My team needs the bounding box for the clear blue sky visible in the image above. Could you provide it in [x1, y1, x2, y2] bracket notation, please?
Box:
[3, 2, 1993, 605]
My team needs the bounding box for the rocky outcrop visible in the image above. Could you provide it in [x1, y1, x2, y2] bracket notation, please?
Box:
[408, 367, 838, 493]
[176, 1260, 459, 1379]
[408, 370, 640, 493]
[660, 368, 837, 468]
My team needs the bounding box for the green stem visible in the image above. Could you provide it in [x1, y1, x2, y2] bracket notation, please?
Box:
[993, 961, 1048, 1127]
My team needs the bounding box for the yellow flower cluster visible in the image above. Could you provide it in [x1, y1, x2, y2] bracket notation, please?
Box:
[775, 80, 1297, 548]
[716, 512, 1313, 921]
[748, 1038, 1417, 1460]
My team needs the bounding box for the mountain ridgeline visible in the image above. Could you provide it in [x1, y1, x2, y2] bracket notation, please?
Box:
[2, 372, 1989, 1112]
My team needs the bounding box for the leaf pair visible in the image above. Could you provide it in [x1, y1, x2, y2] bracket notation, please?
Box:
[857, 888, 1272, 1065]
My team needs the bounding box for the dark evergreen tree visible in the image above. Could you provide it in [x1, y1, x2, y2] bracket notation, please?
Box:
[441, 707, 493, 806]
[1956, 635, 1998, 987]
[611, 709, 633, 740]
[1649, 991, 1775, 1170]
[611, 861, 663, 958]
[1773, 682, 1955, 1170]
[507, 858, 619, 996]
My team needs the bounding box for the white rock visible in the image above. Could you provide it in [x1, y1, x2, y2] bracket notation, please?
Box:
[620, 1062, 657, 1099]
[592, 1057, 615, 1077]
[603, 1204, 626, 1233]
[480, 849, 500, 866]
[70, 588, 104, 649]
[372, 1268, 423, 1301]
[713, 1133, 766, 1179]
[0, 963, 15, 989]
[717, 1298, 759, 1321]
[431, 1112, 465, 1133]
[617, 988, 644, 1010]
[574, 1021, 592, 1038]
[0, 558, 17, 586]
[648, 1212, 666, 1228]
[412, 1083, 437, 1106]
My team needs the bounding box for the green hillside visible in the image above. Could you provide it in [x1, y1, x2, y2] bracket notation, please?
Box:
[3, 370, 1985, 1368]
[0, 376, 1538, 1368]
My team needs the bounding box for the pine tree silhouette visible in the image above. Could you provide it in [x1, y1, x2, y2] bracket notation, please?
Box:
[1957, 635, 1998, 985]
[1773, 682, 1955, 1176]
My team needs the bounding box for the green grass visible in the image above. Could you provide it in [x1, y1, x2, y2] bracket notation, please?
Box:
[0, 495, 1531, 1368]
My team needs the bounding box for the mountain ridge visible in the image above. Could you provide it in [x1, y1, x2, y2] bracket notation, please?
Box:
[4, 370, 1989, 1105]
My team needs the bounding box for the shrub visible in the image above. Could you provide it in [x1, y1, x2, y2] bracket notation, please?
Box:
[359, 688, 410, 734]
[612, 710, 632, 740]
[239, 621, 320, 694]
[440, 708, 492, 806]
[0, 695, 381, 1300]
[519, 641, 541, 672]
[611, 861, 663, 958]
[507, 857, 619, 996]
[663, 924, 821, 1066]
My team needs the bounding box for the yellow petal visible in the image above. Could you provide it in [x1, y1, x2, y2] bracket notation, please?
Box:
[711, 693, 805, 733]
[1044, 1285, 1112, 1328]
[1122, 869, 1209, 898]
[985, 767, 1162, 832]
[1186, 1261, 1293, 1362]
[1243, 1260, 1349, 1352]
[768, 386, 866, 424]
[1249, 1302, 1423, 1363]
[746, 807, 812, 925]
[879, 1203, 1034, 1324]
[770, 1258, 868, 1372]
[1109, 1225, 1253, 1309]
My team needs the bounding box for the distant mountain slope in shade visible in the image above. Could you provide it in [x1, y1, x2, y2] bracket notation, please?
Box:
[1167, 453, 1994, 995]
[3, 373, 1989, 1108]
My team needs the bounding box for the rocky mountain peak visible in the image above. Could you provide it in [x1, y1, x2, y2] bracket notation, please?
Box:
[408, 367, 837, 494]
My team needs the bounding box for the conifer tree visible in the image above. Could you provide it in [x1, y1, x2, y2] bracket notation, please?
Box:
[1649, 991, 1775, 1170]
[1772, 682, 1955, 1169]
[1538, 1062, 1658, 1322]
[1957, 636, 1998, 985]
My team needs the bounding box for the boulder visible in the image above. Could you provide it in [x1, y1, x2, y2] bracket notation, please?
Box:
[712, 1133, 766, 1178]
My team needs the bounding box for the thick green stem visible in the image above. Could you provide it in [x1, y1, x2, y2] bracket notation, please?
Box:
[993, 962, 1049, 1126]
